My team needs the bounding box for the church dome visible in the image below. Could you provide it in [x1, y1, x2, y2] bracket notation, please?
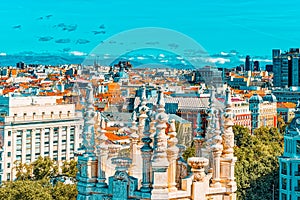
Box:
[249, 93, 263, 103]
[263, 93, 277, 102]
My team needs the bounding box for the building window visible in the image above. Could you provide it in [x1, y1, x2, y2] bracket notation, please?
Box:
[7, 152, 11, 157]
[282, 162, 287, 175]
[7, 131, 11, 137]
[282, 178, 287, 190]
[7, 163, 10, 168]
[7, 141, 11, 147]
[282, 193, 287, 200]
[6, 173, 10, 181]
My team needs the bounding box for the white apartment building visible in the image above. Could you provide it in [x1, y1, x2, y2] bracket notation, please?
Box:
[0, 95, 83, 182]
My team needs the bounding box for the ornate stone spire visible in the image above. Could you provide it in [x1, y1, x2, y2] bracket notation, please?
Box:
[151, 86, 169, 199]
[82, 83, 96, 155]
[167, 119, 179, 192]
[222, 87, 234, 157]
[138, 86, 149, 141]
[194, 113, 205, 157]
[152, 86, 169, 165]
[205, 86, 216, 140]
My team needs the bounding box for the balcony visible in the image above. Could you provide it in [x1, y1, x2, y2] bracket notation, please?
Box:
[295, 187, 300, 191]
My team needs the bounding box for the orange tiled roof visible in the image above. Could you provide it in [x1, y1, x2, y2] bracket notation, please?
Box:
[104, 132, 129, 141]
[277, 102, 296, 109]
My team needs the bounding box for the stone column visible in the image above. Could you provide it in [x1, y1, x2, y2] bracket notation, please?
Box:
[11, 130, 17, 166]
[211, 135, 223, 188]
[140, 136, 153, 193]
[40, 128, 45, 157]
[74, 125, 80, 152]
[167, 119, 179, 192]
[49, 127, 54, 159]
[58, 127, 62, 161]
[31, 129, 36, 163]
[21, 129, 26, 164]
[66, 126, 70, 160]
[188, 157, 209, 200]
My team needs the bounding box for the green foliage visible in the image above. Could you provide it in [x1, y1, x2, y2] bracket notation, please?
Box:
[51, 182, 77, 200]
[32, 156, 59, 180]
[183, 143, 195, 161]
[0, 180, 52, 200]
[0, 180, 77, 200]
[61, 160, 78, 178]
[14, 160, 33, 180]
[8, 157, 78, 199]
[234, 125, 284, 200]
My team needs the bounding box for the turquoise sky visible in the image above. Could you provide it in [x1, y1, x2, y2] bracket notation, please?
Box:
[0, 0, 299, 56]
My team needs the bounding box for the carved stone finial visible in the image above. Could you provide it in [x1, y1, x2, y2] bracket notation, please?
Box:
[188, 157, 209, 182]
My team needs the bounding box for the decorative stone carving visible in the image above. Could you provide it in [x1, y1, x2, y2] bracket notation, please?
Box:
[188, 157, 209, 182]
[194, 113, 205, 157]
[167, 119, 179, 192]
[82, 83, 96, 155]
[222, 87, 235, 158]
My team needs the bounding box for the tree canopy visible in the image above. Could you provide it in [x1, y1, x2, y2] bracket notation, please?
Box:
[0, 180, 77, 200]
[234, 125, 284, 200]
[0, 157, 78, 199]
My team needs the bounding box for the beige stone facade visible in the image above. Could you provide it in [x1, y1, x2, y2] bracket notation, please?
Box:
[0, 96, 83, 182]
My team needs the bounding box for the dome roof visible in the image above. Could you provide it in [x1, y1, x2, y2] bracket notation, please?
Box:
[249, 93, 263, 103]
[263, 93, 277, 102]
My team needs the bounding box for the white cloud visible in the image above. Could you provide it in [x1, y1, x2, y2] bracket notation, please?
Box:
[206, 58, 230, 64]
[136, 56, 145, 60]
[69, 51, 87, 56]
[220, 52, 229, 56]
[0, 52, 7, 56]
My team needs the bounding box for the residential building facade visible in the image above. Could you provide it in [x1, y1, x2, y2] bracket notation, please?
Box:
[279, 102, 300, 200]
[249, 93, 277, 133]
[0, 95, 83, 182]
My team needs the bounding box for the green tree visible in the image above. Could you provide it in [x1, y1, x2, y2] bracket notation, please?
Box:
[14, 160, 33, 180]
[32, 156, 58, 180]
[234, 125, 284, 200]
[61, 160, 78, 178]
[183, 142, 195, 161]
[0, 180, 52, 200]
[51, 182, 77, 200]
